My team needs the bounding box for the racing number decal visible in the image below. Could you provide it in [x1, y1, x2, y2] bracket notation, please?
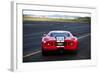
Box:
[56, 37, 64, 42]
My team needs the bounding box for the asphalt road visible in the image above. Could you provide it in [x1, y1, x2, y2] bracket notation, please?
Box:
[23, 21, 91, 62]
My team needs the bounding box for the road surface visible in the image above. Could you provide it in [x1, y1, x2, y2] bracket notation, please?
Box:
[23, 21, 91, 62]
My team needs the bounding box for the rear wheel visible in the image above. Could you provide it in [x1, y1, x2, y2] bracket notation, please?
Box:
[65, 49, 78, 54]
[72, 49, 79, 54]
[42, 49, 48, 56]
[72, 50, 78, 54]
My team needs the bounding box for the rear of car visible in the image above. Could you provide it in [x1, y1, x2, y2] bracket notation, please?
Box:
[41, 31, 78, 55]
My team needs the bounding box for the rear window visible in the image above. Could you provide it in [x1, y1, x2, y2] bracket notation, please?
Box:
[50, 32, 70, 37]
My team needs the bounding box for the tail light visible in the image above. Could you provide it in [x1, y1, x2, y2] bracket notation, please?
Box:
[46, 42, 54, 46]
[67, 42, 74, 46]
[66, 41, 74, 46]
[69, 42, 74, 46]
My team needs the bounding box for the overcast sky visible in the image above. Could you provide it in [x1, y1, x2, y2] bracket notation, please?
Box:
[23, 10, 91, 17]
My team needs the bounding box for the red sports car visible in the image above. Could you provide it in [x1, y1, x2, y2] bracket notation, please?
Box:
[41, 30, 78, 55]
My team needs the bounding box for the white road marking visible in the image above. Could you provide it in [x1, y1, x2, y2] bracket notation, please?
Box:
[23, 33, 90, 58]
[23, 50, 41, 58]
[78, 33, 90, 40]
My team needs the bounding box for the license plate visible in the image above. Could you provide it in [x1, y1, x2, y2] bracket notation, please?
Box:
[57, 42, 64, 46]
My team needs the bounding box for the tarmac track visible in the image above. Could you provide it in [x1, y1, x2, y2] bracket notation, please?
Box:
[23, 21, 91, 62]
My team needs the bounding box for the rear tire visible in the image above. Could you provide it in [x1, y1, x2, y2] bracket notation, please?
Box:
[65, 49, 78, 54]
[72, 49, 78, 54]
[42, 49, 48, 56]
